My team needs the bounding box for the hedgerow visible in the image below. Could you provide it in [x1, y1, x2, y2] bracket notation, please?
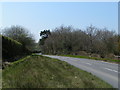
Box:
[2, 35, 30, 62]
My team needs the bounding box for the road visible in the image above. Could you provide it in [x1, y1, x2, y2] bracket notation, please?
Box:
[42, 55, 119, 88]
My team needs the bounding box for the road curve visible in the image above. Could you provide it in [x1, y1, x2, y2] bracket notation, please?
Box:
[43, 55, 119, 88]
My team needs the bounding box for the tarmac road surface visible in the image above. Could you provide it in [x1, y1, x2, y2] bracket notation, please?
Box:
[43, 55, 119, 88]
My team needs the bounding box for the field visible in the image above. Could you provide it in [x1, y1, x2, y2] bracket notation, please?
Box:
[3, 54, 113, 88]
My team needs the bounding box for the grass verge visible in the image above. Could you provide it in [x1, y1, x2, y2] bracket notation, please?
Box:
[0, 69, 2, 89]
[62, 55, 120, 64]
[3, 54, 113, 88]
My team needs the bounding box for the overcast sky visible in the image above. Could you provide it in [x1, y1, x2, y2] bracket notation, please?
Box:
[1, 2, 118, 42]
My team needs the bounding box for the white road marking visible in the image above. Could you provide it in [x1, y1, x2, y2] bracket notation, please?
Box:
[85, 63, 92, 65]
[104, 68, 118, 73]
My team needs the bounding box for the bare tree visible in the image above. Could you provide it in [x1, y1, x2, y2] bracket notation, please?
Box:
[2, 25, 35, 51]
[39, 25, 119, 57]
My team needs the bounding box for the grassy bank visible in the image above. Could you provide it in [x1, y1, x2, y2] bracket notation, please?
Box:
[62, 55, 120, 64]
[0, 69, 1, 89]
[3, 55, 113, 88]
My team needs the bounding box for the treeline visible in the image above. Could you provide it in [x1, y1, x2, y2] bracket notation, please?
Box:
[2, 35, 30, 62]
[2, 25, 36, 62]
[2, 25, 36, 51]
[40, 25, 120, 58]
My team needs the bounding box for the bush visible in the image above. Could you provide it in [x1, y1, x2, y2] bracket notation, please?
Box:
[105, 53, 115, 59]
[76, 51, 89, 56]
[2, 35, 30, 62]
[91, 54, 100, 58]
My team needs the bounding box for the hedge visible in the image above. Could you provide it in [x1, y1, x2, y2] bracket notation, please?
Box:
[2, 35, 30, 62]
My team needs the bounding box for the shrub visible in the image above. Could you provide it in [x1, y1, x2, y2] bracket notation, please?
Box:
[2, 35, 30, 62]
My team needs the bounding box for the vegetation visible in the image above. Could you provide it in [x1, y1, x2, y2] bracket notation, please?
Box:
[2, 25, 37, 63]
[39, 30, 51, 45]
[0, 69, 1, 89]
[2, 25, 119, 88]
[62, 55, 120, 63]
[39, 25, 119, 59]
[2, 35, 30, 62]
[2, 25, 35, 51]
[3, 55, 113, 88]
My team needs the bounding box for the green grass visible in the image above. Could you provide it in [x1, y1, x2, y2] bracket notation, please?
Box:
[62, 55, 120, 63]
[10, 55, 31, 65]
[0, 69, 2, 89]
[3, 55, 113, 88]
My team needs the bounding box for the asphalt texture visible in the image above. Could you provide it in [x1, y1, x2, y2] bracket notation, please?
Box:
[42, 55, 119, 88]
